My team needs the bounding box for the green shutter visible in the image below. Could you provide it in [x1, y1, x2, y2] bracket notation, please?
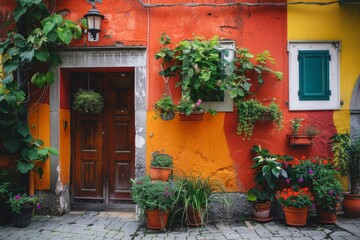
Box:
[298, 50, 330, 101]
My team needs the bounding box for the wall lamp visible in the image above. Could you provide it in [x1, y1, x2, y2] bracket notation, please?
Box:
[84, 4, 104, 42]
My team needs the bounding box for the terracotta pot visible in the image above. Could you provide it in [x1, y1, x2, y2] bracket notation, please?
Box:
[149, 167, 171, 181]
[342, 193, 360, 218]
[252, 201, 271, 220]
[283, 206, 309, 227]
[146, 209, 169, 230]
[179, 112, 204, 121]
[317, 210, 337, 224]
[186, 206, 205, 227]
[12, 206, 34, 228]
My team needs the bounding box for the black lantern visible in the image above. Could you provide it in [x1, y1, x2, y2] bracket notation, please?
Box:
[84, 5, 104, 42]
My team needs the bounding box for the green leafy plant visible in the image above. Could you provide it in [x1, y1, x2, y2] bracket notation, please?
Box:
[0, 0, 81, 177]
[312, 167, 342, 213]
[236, 99, 283, 139]
[154, 95, 177, 119]
[8, 194, 40, 214]
[247, 145, 291, 203]
[0, 168, 24, 202]
[177, 175, 230, 225]
[276, 187, 314, 208]
[290, 118, 304, 135]
[331, 133, 360, 194]
[151, 151, 173, 168]
[177, 96, 204, 116]
[73, 89, 104, 114]
[130, 176, 179, 211]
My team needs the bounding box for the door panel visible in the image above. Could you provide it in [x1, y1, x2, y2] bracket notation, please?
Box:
[72, 72, 134, 203]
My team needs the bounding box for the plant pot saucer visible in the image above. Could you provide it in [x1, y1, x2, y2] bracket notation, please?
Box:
[252, 216, 273, 222]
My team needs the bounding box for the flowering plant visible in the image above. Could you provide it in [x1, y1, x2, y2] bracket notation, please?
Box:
[276, 187, 314, 208]
[312, 167, 342, 213]
[8, 194, 41, 214]
[177, 96, 204, 116]
[130, 176, 178, 211]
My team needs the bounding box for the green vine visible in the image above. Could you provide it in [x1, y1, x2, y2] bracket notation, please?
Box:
[0, 0, 82, 177]
[236, 99, 283, 139]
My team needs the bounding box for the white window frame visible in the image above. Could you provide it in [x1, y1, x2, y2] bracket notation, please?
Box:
[288, 41, 341, 111]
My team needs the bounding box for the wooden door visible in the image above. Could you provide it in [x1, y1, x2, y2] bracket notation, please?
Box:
[71, 72, 135, 202]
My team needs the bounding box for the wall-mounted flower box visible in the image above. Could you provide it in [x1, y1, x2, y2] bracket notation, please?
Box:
[179, 112, 204, 121]
[287, 134, 315, 146]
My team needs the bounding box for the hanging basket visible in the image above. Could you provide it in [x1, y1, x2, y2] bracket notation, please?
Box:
[73, 89, 104, 114]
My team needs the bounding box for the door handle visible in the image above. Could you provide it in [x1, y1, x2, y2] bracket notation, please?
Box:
[100, 131, 105, 135]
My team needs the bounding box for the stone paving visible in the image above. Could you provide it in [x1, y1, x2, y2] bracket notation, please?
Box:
[0, 211, 359, 240]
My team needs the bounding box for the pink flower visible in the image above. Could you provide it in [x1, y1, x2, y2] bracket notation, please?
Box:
[36, 203, 41, 210]
[298, 177, 304, 183]
[328, 190, 334, 196]
[15, 195, 21, 200]
[285, 179, 290, 184]
[308, 168, 314, 174]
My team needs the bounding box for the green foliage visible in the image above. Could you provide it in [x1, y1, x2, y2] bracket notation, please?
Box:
[154, 95, 176, 119]
[73, 89, 104, 114]
[236, 99, 283, 139]
[0, 168, 24, 201]
[331, 133, 360, 194]
[8, 194, 40, 214]
[151, 151, 173, 168]
[177, 96, 204, 116]
[130, 176, 179, 211]
[290, 118, 304, 135]
[0, 0, 82, 177]
[248, 145, 291, 202]
[312, 167, 342, 213]
[176, 175, 230, 224]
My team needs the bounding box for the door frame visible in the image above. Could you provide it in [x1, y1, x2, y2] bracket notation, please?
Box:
[49, 47, 147, 213]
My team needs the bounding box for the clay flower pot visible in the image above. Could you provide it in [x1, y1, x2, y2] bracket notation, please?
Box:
[342, 193, 360, 218]
[149, 167, 171, 181]
[283, 206, 309, 227]
[179, 112, 204, 121]
[146, 209, 169, 230]
[186, 206, 205, 227]
[252, 201, 272, 222]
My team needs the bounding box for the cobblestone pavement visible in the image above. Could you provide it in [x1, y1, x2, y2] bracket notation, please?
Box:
[0, 211, 359, 240]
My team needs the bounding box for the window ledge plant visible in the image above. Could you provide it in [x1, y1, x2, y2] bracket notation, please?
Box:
[154, 95, 177, 121]
[287, 118, 318, 146]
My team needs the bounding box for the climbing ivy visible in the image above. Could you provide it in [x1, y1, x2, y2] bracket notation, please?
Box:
[0, 0, 83, 177]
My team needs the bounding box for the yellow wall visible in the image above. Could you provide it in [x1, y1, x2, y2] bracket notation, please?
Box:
[288, 0, 360, 190]
[147, 112, 238, 191]
[288, 1, 360, 132]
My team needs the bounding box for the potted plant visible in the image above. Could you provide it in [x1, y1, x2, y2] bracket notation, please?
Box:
[276, 187, 314, 226]
[248, 145, 290, 222]
[130, 176, 178, 230]
[73, 88, 104, 114]
[177, 175, 230, 227]
[154, 95, 177, 121]
[0, 168, 24, 226]
[287, 118, 316, 146]
[236, 100, 283, 140]
[177, 96, 205, 121]
[150, 151, 173, 181]
[8, 194, 41, 228]
[312, 167, 342, 224]
[331, 133, 360, 218]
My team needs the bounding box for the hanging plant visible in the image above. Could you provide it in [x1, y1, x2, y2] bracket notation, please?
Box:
[73, 89, 104, 114]
[236, 99, 283, 139]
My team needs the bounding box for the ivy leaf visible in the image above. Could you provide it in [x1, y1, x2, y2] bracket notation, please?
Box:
[8, 47, 19, 57]
[13, 6, 27, 22]
[13, 33, 27, 47]
[20, 50, 34, 62]
[2, 74, 13, 85]
[43, 21, 55, 35]
[16, 123, 30, 137]
[3, 136, 21, 153]
[229, 88, 238, 99]
[17, 160, 35, 174]
[57, 28, 72, 44]
[4, 63, 19, 74]
[45, 72, 55, 85]
[35, 50, 50, 61]
[44, 147, 59, 156]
